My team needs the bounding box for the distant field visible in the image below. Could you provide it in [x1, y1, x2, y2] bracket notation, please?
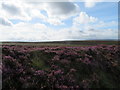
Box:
[1, 40, 119, 46]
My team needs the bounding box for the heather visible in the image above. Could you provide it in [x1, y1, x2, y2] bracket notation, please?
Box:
[1, 45, 120, 89]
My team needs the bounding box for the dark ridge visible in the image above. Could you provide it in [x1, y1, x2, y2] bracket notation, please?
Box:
[1, 40, 119, 46]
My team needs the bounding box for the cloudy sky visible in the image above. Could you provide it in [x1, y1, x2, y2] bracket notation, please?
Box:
[0, 0, 119, 41]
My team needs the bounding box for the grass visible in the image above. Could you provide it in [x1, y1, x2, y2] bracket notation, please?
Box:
[30, 50, 54, 70]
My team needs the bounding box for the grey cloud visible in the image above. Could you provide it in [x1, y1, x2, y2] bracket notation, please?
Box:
[2, 3, 21, 15]
[88, 29, 96, 31]
[47, 2, 79, 15]
[0, 17, 12, 26]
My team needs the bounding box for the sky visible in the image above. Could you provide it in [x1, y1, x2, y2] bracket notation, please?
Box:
[0, 0, 119, 42]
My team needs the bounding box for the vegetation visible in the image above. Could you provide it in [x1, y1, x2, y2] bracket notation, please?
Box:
[1, 41, 120, 89]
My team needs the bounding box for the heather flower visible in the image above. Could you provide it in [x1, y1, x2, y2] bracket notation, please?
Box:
[52, 55, 60, 61]
[51, 65, 59, 69]
[60, 59, 70, 64]
[59, 85, 68, 88]
[0, 67, 1, 74]
[81, 79, 90, 88]
[70, 68, 76, 73]
[2, 45, 120, 89]
[18, 68, 24, 73]
[4, 56, 13, 60]
[76, 58, 82, 62]
[83, 57, 91, 64]
[19, 55, 27, 60]
[54, 69, 63, 75]
[19, 77, 26, 83]
[34, 70, 45, 76]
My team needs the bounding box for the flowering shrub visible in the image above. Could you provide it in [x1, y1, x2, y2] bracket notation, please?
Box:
[1, 44, 120, 89]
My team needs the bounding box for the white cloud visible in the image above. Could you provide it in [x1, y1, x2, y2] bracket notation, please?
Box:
[33, 2, 80, 25]
[0, 1, 80, 26]
[46, 18, 65, 26]
[0, 0, 118, 41]
[0, 16, 13, 26]
[33, 23, 47, 29]
[73, 12, 97, 25]
[1, 1, 31, 21]
[83, 0, 119, 8]
[95, 21, 118, 28]
[84, 21, 118, 30]
[0, 22, 118, 41]
[84, 0, 103, 8]
[26, 2, 80, 25]
[83, 29, 118, 40]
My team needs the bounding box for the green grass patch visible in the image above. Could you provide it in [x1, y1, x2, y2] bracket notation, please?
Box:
[30, 50, 54, 70]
